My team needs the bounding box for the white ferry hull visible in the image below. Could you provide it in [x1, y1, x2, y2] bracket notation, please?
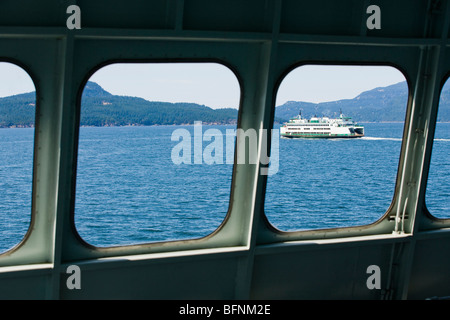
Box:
[281, 132, 364, 138]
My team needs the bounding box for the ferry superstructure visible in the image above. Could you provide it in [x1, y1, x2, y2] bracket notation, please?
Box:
[0, 0, 449, 301]
[280, 111, 364, 138]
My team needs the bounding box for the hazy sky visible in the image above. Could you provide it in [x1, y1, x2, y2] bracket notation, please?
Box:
[276, 65, 406, 105]
[0, 62, 407, 108]
[0, 62, 36, 98]
[89, 63, 241, 109]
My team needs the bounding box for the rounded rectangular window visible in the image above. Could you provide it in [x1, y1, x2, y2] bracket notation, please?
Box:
[265, 65, 408, 231]
[75, 62, 240, 247]
[0, 62, 36, 253]
[426, 77, 450, 219]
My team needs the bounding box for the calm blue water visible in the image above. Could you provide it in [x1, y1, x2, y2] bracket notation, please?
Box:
[0, 123, 449, 251]
[0, 128, 34, 253]
[75, 125, 234, 247]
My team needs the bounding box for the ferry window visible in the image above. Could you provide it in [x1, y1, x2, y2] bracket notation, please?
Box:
[0, 62, 36, 253]
[426, 77, 450, 219]
[75, 62, 240, 247]
[265, 65, 408, 232]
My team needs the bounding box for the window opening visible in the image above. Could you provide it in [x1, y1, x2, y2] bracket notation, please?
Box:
[265, 65, 408, 231]
[75, 62, 240, 247]
[0, 62, 36, 253]
[426, 77, 450, 219]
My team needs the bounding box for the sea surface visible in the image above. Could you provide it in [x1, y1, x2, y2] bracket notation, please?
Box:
[0, 123, 449, 252]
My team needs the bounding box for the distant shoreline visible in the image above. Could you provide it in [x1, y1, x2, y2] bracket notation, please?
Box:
[1, 121, 449, 129]
[0, 122, 237, 129]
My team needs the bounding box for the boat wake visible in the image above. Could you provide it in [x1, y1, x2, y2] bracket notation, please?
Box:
[434, 138, 450, 142]
[362, 137, 450, 142]
[360, 137, 402, 141]
[281, 136, 449, 142]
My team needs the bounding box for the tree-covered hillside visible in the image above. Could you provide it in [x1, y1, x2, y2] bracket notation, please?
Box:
[0, 92, 36, 128]
[0, 82, 238, 128]
[275, 81, 450, 122]
[1, 80, 449, 128]
[80, 82, 237, 126]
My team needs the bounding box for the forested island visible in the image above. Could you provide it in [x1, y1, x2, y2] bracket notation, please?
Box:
[276, 81, 450, 123]
[1, 81, 449, 128]
[0, 82, 238, 128]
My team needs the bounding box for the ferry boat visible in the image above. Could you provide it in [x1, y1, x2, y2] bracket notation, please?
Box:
[280, 111, 364, 138]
